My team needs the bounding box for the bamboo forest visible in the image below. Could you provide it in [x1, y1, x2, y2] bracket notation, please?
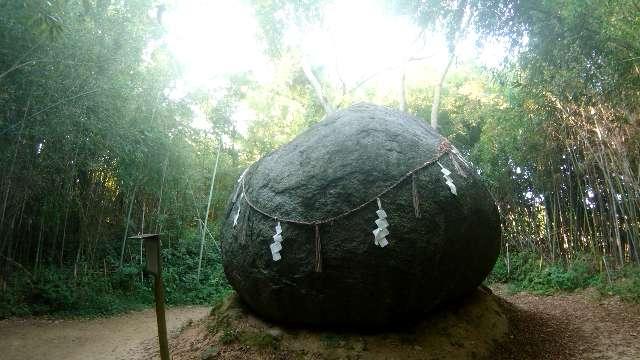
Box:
[1, 1, 639, 359]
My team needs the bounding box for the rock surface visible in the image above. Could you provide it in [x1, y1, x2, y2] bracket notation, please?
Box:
[220, 103, 500, 326]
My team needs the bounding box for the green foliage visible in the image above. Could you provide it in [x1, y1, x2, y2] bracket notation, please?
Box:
[250, 0, 326, 58]
[390, 0, 470, 50]
[320, 333, 345, 348]
[397, 1, 640, 268]
[488, 251, 640, 302]
[0, 265, 150, 318]
[162, 231, 232, 306]
[240, 331, 281, 349]
[488, 252, 598, 294]
[0, 0, 239, 320]
[220, 328, 240, 344]
[598, 267, 640, 303]
[1, 0, 639, 321]
[0, 236, 230, 319]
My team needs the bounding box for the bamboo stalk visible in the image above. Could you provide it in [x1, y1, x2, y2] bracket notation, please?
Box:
[197, 140, 222, 282]
[155, 158, 168, 233]
[140, 201, 145, 282]
[119, 186, 136, 267]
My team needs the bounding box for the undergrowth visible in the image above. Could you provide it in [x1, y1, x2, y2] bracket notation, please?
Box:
[5, 244, 639, 319]
[487, 251, 640, 302]
[0, 236, 231, 319]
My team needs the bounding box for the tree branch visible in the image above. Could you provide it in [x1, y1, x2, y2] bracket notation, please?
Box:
[302, 60, 334, 115]
[27, 89, 99, 120]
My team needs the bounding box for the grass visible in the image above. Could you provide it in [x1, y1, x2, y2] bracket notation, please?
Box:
[320, 333, 345, 348]
[220, 328, 240, 344]
[487, 251, 640, 302]
[240, 331, 281, 349]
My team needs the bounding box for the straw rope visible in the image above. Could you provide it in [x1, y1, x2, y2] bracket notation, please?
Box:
[237, 139, 455, 226]
[234, 139, 461, 272]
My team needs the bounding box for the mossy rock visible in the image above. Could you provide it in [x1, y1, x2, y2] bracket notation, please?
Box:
[221, 103, 500, 326]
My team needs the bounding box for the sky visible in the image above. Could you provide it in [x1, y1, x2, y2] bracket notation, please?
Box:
[159, 0, 509, 133]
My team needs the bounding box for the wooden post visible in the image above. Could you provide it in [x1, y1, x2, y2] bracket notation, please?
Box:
[154, 259, 170, 360]
[131, 234, 170, 360]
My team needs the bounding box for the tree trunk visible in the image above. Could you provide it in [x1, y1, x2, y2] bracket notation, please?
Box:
[400, 68, 407, 112]
[430, 52, 455, 130]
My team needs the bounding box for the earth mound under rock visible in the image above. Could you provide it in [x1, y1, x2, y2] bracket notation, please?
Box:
[154, 288, 510, 360]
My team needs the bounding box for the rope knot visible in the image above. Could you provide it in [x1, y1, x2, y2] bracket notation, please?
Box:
[438, 139, 452, 153]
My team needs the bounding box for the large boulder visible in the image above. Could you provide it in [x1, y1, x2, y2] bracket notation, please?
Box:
[220, 103, 500, 327]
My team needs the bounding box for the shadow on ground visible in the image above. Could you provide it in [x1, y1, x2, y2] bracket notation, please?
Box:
[490, 297, 585, 359]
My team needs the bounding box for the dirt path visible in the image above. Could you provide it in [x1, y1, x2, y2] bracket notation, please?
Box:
[0, 306, 210, 360]
[492, 285, 640, 360]
[2, 290, 638, 360]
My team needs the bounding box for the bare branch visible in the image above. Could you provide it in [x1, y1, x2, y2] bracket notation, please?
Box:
[27, 89, 99, 120]
[302, 60, 334, 115]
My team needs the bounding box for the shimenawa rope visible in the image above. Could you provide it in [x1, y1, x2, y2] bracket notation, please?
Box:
[234, 139, 461, 272]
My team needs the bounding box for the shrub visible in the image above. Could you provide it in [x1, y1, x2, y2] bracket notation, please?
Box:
[0, 234, 231, 318]
[599, 266, 640, 302]
[489, 252, 600, 294]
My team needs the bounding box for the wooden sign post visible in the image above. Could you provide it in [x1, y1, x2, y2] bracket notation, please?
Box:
[130, 234, 170, 360]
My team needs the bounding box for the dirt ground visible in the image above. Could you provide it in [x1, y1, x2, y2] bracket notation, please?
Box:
[144, 286, 640, 360]
[1, 287, 639, 360]
[492, 285, 640, 360]
[0, 306, 210, 360]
